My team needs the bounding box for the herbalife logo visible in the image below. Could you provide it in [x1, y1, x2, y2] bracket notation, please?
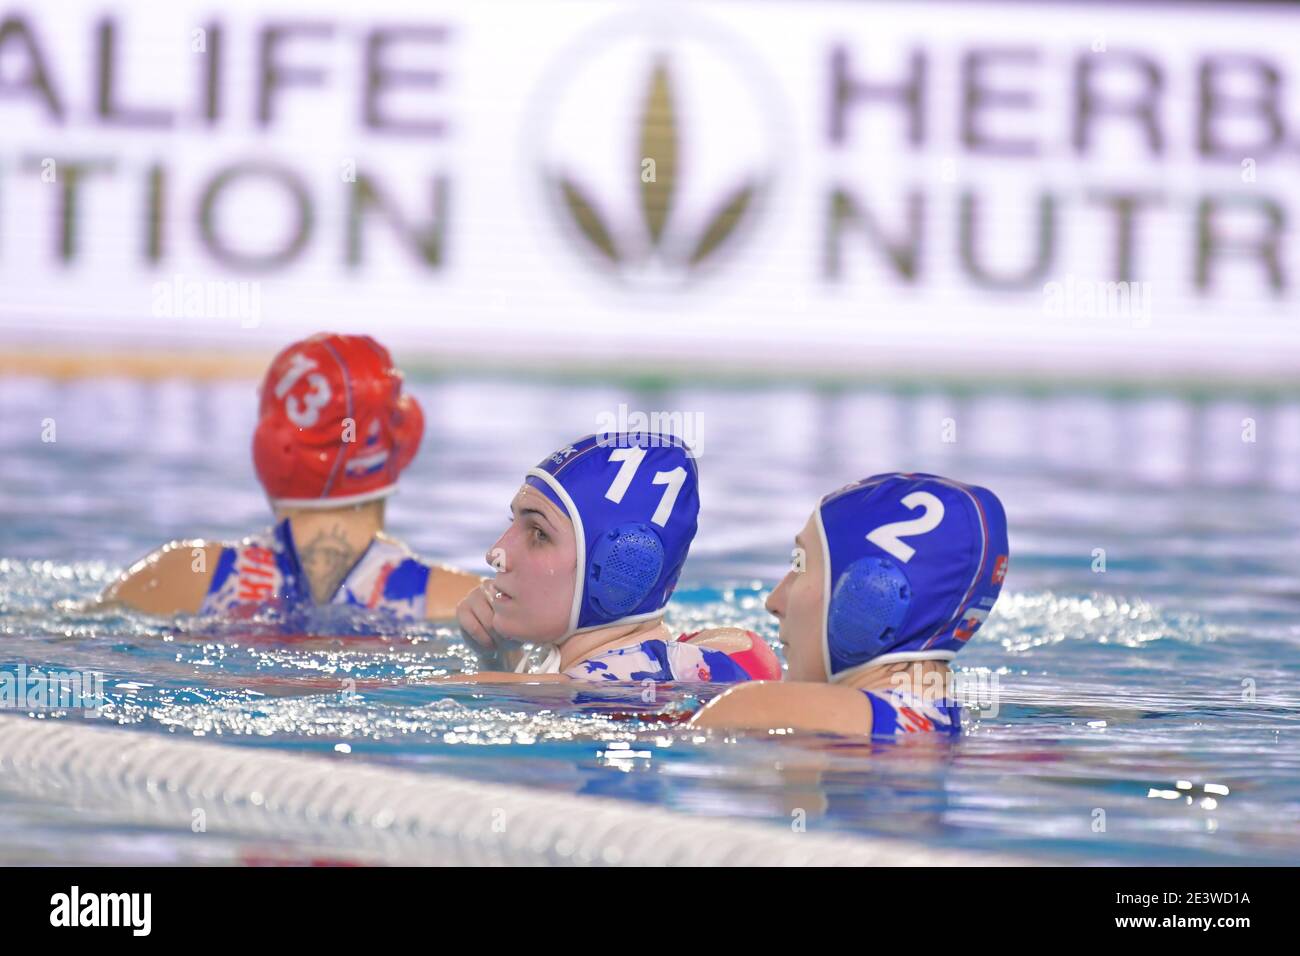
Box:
[532, 19, 781, 288]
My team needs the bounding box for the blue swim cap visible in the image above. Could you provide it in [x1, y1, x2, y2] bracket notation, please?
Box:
[525, 433, 699, 639]
[815, 473, 1009, 680]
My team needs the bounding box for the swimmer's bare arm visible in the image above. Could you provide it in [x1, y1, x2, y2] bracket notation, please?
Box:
[689, 682, 874, 736]
[99, 540, 224, 616]
[424, 565, 486, 620]
[680, 627, 755, 651]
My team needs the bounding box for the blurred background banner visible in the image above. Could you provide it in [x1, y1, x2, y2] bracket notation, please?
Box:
[0, 0, 1296, 386]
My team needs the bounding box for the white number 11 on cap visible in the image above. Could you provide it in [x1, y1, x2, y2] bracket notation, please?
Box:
[606, 447, 686, 527]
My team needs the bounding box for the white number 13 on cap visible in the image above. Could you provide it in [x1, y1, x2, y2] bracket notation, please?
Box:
[605, 447, 686, 527]
[865, 491, 945, 562]
[274, 352, 332, 428]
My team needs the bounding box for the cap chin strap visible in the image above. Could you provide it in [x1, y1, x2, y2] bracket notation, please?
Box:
[814, 507, 836, 683]
[510, 643, 563, 675]
[564, 610, 667, 640]
[271, 483, 398, 511]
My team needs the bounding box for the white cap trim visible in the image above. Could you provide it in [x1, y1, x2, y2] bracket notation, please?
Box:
[813, 506, 834, 683]
[271, 483, 398, 511]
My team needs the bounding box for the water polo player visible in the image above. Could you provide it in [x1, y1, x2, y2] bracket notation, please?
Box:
[449, 432, 780, 684]
[102, 333, 481, 620]
[691, 473, 1008, 736]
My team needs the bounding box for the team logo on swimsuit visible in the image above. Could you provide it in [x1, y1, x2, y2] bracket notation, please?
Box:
[896, 706, 935, 734]
[528, 11, 783, 290]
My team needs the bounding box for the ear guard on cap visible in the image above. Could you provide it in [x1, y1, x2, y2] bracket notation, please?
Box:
[827, 556, 913, 666]
[588, 523, 666, 618]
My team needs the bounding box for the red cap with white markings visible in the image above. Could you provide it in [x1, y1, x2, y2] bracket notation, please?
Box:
[252, 333, 424, 509]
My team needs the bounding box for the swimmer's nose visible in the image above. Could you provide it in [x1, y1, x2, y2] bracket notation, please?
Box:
[766, 573, 789, 619]
[486, 538, 508, 573]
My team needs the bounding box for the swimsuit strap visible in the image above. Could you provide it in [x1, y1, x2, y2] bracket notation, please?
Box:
[862, 687, 962, 737]
[200, 523, 431, 620]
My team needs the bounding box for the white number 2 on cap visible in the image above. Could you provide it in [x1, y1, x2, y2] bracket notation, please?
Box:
[605, 448, 686, 527]
[865, 491, 945, 563]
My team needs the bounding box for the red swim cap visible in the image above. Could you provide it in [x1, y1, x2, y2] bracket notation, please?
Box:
[252, 333, 424, 509]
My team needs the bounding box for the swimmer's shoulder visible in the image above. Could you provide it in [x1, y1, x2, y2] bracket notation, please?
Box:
[689, 681, 873, 736]
[678, 626, 753, 651]
[101, 538, 225, 616]
[371, 531, 484, 620]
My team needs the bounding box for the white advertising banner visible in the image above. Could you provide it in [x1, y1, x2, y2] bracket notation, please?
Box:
[0, 0, 1297, 384]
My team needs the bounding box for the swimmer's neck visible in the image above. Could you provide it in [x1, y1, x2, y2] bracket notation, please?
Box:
[558, 618, 670, 671]
[273, 500, 386, 605]
[838, 659, 952, 695]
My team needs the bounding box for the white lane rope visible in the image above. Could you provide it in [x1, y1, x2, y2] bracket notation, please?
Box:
[0, 716, 1033, 866]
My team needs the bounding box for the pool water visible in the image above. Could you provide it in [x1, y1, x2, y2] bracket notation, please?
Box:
[2, 376, 1299, 865]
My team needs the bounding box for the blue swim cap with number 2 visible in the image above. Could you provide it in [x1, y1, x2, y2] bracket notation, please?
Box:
[526, 433, 700, 639]
[816, 473, 1009, 680]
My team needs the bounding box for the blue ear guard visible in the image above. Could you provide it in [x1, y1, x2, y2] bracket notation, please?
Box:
[588, 522, 666, 617]
[827, 556, 912, 665]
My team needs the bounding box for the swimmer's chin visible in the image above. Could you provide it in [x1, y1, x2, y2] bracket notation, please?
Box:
[488, 613, 544, 646]
[488, 600, 567, 646]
